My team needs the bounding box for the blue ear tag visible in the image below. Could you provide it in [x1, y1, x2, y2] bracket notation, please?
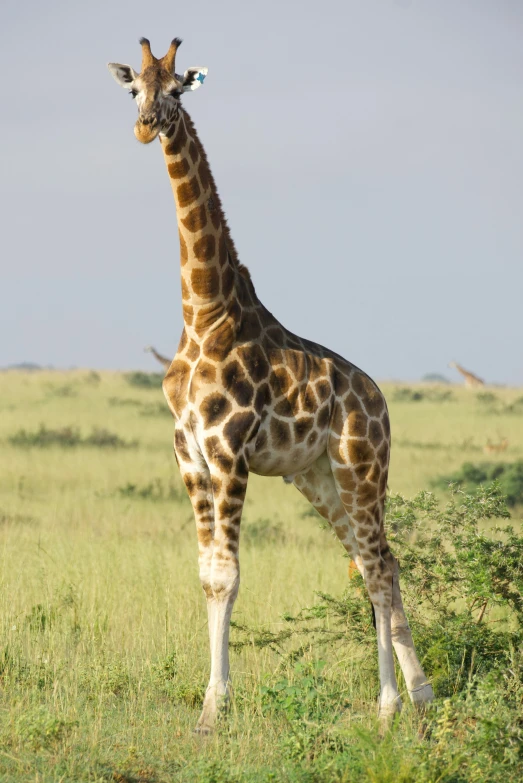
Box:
[196, 72, 206, 84]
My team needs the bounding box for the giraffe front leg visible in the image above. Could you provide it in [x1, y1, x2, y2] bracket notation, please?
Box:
[194, 454, 248, 735]
[173, 427, 220, 732]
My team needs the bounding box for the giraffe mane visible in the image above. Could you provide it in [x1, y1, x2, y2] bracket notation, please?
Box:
[181, 109, 247, 280]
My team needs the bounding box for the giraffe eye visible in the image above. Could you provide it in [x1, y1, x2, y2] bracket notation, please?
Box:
[129, 89, 138, 99]
[169, 89, 181, 99]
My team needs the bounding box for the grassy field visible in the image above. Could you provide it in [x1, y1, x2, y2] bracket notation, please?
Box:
[0, 370, 522, 782]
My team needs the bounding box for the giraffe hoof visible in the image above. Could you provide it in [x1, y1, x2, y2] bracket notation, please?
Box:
[378, 696, 402, 735]
[409, 683, 435, 710]
[193, 724, 213, 736]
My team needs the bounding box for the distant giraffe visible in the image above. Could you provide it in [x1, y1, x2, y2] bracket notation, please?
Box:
[145, 345, 172, 371]
[449, 361, 485, 388]
[108, 36, 434, 734]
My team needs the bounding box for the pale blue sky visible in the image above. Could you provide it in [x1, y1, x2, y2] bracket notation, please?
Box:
[1, 0, 522, 383]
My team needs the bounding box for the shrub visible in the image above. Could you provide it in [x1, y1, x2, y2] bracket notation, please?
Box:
[116, 478, 188, 503]
[0, 509, 36, 525]
[8, 425, 137, 449]
[45, 384, 77, 397]
[432, 460, 523, 507]
[85, 428, 137, 448]
[395, 437, 480, 452]
[477, 393, 523, 416]
[260, 660, 351, 761]
[476, 391, 499, 405]
[242, 518, 287, 546]
[9, 425, 82, 447]
[16, 706, 78, 750]
[108, 397, 171, 417]
[504, 396, 523, 415]
[124, 371, 164, 389]
[421, 373, 450, 384]
[392, 388, 424, 402]
[108, 396, 143, 407]
[392, 387, 453, 403]
[233, 485, 523, 700]
[139, 401, 171, 417]
[85, 370, 101, 385]
[151, 653, 204, 706]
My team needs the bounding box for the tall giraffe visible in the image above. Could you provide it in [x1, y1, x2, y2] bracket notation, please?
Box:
[144, 345, 172, 370]
[448, 361, 485, 388]
[108, 37, 434, 733]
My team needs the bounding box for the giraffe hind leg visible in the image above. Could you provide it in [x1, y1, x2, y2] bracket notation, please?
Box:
[328, 420, 433, 719]
[293, 452, 362, 571]
[328, 454, 401, 722]
[294, 453, 401, 722]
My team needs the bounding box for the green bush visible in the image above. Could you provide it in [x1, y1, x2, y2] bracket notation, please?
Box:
[433, 460, 523, 507]
[242, 518, 287, 547]
[108, 396, 143, 407]
[9, 425, 82, 447]
[476, 393, 523, 416]
[108, 397, 171, 417]
[124, 371, 164, 389]
[421, 373, 450, 384]
[8, 425, 137, 449]
[139, 401, 171, 417]
[15, 706, 77, 750]
[392, 387, 453, 403]
[151, 652, 205, 706]
[233, 485, 523, 699]
[116, 478, 188, 503]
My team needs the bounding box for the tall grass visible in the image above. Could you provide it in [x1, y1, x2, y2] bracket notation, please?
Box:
[0, 371, 522, 781]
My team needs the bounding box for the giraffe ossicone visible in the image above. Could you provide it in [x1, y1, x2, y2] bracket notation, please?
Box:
[108, 36, 434, 734]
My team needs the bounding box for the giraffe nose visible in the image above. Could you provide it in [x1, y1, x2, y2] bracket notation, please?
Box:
[139, 114, 158, 127]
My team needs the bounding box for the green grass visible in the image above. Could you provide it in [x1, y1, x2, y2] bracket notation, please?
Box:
[0, 371, 522, 782]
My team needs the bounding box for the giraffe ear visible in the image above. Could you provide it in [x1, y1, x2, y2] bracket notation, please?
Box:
[181, 67, 208, 92]
[107, 63, 139, 88]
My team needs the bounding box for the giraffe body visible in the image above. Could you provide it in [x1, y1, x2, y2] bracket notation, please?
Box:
[108, 38, 433, 733]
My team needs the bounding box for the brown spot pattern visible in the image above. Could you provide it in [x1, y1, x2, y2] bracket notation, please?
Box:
[163, 359, 190, 414]
[191, 267, 220, 299]
[205, 436, 233, 473]
[200, 392, 232, 428]
[177, 177, 200, 207]
[193, 234, 216, 263]
[174, 429, 191, 462]
[270, 418, 291, 448]
[168, 159, 190, 179]
[203, 320, 235, 360]
[222, 361, 254, 407]
[182, 204, 207, 232]
[223, 411, 256, 452]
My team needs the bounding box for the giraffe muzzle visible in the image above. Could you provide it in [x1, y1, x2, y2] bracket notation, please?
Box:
[134, 115, 161, 145]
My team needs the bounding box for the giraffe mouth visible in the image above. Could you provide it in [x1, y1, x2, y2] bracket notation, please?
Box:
[134, 119, 161, 145]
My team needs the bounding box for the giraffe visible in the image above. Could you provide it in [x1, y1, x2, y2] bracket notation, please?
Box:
[144, 345, 172, 371]
[108, 37, 434, 734]
[448, 361, 485, 388]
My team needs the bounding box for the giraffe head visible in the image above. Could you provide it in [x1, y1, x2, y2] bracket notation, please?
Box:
[108, 38, 207, 144]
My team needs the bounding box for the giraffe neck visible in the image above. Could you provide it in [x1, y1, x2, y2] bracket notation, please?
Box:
[160, 109, 241, 341]
[151, 348, 171, 368]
